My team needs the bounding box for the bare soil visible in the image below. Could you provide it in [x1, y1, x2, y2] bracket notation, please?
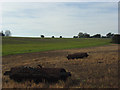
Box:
[2, 44, 119, 88]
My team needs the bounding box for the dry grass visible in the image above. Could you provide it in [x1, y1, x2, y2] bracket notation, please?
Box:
[2, 44, 119, 88]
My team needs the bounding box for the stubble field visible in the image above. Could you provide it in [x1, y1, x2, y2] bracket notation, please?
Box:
[2, 37, 119, 88]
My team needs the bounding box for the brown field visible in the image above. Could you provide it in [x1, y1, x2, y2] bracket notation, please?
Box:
[2, 44, 119, 88]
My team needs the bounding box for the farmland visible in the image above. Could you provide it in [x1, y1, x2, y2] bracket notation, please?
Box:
[2, 37, 119, 88]
[2, 37, 111, 56]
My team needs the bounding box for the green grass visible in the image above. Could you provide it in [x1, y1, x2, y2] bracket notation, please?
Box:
[2, 37, 111, 56]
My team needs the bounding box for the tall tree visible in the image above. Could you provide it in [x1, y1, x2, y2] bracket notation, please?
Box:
[5, 30, 11, 36]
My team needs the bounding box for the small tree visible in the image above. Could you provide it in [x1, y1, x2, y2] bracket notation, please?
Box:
[41, 35, 44, 38]
[60, 36, 62, 38]
[52, 36, 55, 38]
[5, 30, 11, 36]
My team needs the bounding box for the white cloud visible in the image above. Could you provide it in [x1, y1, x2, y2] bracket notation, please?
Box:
[1, 2, 118, 37]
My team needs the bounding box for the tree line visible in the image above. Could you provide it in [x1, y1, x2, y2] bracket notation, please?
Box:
[40, 35, 63, 38]
[1, 30, 120, 44]
[73, 32, 114, 38]
[0, 30, 116, 39]
[41, 32, 115, 38]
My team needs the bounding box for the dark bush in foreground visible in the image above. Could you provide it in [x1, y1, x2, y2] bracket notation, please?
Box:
[67, 52, 89, 60]
[112, 34, 120, 44]
[4, 65, 71, 83]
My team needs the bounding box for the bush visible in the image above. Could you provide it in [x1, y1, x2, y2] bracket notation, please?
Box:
[41, 35, 44, 38]
[73, 36, 78, 38]
[112, 34, 120, 44]
[52, 36, 55, 38]
[60, 36, 62, 38]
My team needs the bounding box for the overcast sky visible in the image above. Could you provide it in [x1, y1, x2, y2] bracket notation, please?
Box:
[1, 2, 118, 37]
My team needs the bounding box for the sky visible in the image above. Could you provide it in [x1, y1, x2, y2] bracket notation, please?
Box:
[1, 2, 118, 37]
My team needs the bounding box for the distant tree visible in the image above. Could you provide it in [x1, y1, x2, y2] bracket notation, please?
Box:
[52, 36, 55, 38]
[60, 36, 62, 38]
[73, 36, 78, 38]
[91, 34, 101, 38]
[112, 34, 120, 44]
[78, 32, 90, 38]
[83, 33, 90, 38]
[5, 30, 11, 36]
[102, 36, 107, 38]
[41, 35, 44, 38]
[78, 32, 84, 38]
[106, 32, 114, 38]
[0, 31, 5, 36]
[2, 33, 5, 36]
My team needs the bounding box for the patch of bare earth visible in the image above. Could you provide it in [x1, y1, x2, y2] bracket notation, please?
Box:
[2, 44, 119, 88]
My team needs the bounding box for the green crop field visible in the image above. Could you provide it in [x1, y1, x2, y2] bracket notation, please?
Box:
[2, 37, 111, 56]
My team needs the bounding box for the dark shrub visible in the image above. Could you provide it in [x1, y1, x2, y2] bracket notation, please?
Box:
[41, 35, 44, 38]
[73, 36, 78, 38]
[112, 34, 120, 44]
[67, 52, 89, 60]
[4, 65, 71, 83]
[60, 36, 62, 38]
[52, 36, 55, 38]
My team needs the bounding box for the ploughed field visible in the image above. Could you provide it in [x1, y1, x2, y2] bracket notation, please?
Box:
[2, 37, 119, 88]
